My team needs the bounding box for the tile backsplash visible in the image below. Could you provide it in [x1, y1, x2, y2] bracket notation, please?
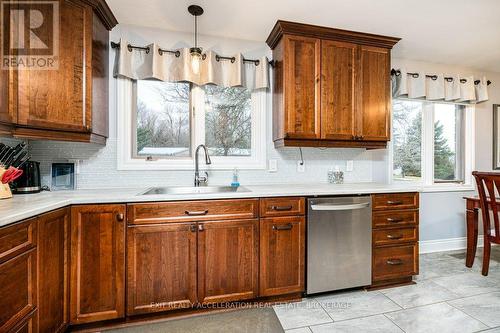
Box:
[20, 138, 378, 189]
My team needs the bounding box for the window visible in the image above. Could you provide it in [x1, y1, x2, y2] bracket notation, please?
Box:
[391, 99, 474, 189]
[134, 81, 191, 158]
[117, 78, 266, 170]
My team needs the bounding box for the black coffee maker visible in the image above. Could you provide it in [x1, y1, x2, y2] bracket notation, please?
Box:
[11, 161, 41, 194]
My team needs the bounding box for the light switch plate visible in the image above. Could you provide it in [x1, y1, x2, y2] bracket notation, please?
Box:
[297, 160, 305, 173]
[346, 160, 354, 172]
[268, 159, 278, 172]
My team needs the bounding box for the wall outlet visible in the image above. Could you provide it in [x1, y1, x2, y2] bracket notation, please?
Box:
[268, 159, 278, 172]
[346, 160, 354, 172]
[297, 160, 305, 173]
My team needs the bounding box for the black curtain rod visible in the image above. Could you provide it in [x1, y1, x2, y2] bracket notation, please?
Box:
[391, 69, 491, 86]
[110, 41, 274, 67]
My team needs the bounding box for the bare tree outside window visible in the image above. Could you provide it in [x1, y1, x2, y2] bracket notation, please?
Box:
[203, 85, 252, 156]
[135, 81, 191, 157]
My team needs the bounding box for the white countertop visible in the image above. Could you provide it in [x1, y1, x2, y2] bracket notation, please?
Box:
[0, 182, 420, 228]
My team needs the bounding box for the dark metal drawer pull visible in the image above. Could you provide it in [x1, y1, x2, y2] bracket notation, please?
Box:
[273, 224, 293, 231]
[387, 234, 403, 240]
[387, 200, 403, 205]
[387, 218, 404, 223]
[190, 224, 197, 232]
[386, 259, 404, 265]
[271, 205, 293, 211]
[185, 210, 208, 216]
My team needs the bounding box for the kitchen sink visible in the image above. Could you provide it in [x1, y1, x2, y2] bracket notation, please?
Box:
[139, 186, 251, 196]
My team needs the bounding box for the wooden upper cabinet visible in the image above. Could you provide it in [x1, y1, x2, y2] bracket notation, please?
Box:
[267, 20, 399, 149]
[197, 219, 259, 304]
[70, 204, 126, 325]
[321, 40, 356, 140]
[281, 35, 321, 140]
[357, 46, 391, 141]
[3, 0, 117, 144]
[37, 208, 69, 333]
[17, 1, 90, 132]
[126, 223, 197, 316]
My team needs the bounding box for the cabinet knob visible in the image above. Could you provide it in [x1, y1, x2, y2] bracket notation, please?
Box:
[116, 213, 125, 222]
[190, 224, 197, 232]
[198, 224, 204, 232]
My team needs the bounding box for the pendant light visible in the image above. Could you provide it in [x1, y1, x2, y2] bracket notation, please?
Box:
[188, 5, 204, 75]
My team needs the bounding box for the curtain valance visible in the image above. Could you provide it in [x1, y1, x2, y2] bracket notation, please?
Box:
[391, 68, 489, 104]
[112, 39, 269, 91]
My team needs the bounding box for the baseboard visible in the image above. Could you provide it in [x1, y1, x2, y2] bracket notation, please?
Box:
[419, 237, 484, 254]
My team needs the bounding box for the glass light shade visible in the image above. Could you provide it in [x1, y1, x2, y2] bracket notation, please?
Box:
[190, 47, 202, 75]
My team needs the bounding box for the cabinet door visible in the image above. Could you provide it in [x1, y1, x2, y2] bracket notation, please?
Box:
[260, 216, 305, 297]
[321, 40, 356, 140]
[70, 204, 126, 324]
[0, 249, 37, 332]
[357, 45, 391, 141]
[38, 208, 69, 333]
[17, 0, 92, 132]
[127, 223, 197, 315]
[198, 219, 259, 304]
[283, 35, 321, 139]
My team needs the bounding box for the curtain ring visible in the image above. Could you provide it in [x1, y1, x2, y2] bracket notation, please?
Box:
[255, 60, 260, 66]
[145, 47, 150, 54]
[430, 75, 438, 81]
[127, 44, 133, 52]
[231, 57, 235, 63]
[202, 53, 206, 60]
[410, 73, 419, 78]
[460, 78, 467, 83]
[445, 77, 454, 82]
[175, 50, 181, 58]
[158, 49, 163, 56]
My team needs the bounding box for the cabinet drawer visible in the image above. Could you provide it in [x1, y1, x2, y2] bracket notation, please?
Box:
[373, 227, 418, 246]
[0, 249, 37, 333]
[373, 210, 418, 228]
[0, 219, 36, 264]
[373, 244, 418, 281]
[372, 193, 419, 210]
[260, 197, 305, 217]
[128, 199, 259, 224]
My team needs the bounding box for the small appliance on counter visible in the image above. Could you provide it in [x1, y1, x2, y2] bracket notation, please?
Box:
[11, 161, 42, 194]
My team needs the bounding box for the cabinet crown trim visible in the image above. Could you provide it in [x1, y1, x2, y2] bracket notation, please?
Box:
[266, 20, 401, 49]
[81, 0, 118, 30]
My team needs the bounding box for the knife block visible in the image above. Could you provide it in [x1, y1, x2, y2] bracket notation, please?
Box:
[0, 168, 13, 199]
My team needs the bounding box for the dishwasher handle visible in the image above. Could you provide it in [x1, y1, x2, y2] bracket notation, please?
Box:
[310, 202, 370, 211]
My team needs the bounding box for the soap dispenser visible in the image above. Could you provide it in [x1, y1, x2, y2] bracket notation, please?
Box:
[231, 168, 240, 187]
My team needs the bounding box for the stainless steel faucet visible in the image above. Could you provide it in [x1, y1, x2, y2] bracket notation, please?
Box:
[194, 144, 212, 186]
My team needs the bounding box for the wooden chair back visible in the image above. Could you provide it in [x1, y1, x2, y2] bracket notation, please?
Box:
[473, 171, 500, 244]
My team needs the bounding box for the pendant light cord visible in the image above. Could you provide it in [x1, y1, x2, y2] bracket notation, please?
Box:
[194, 15, 198, 48]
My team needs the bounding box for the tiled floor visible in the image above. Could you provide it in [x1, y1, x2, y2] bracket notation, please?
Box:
[274, 246, 500, 333]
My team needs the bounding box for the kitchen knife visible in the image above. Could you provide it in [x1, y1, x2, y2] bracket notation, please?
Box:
[10, 150, 28, 168]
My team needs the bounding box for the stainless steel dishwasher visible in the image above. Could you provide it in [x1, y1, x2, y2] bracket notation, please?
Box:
[307, 196, 372, 294]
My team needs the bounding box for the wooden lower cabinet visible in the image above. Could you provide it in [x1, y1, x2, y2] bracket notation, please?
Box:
[259, 216, 305, 296]
[70, 204, 126, 324]
[0, 249, 37, 332]
[126, 223, 197, 315]
[197, 219, 259, 304]
[37, 208, 69, 333]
